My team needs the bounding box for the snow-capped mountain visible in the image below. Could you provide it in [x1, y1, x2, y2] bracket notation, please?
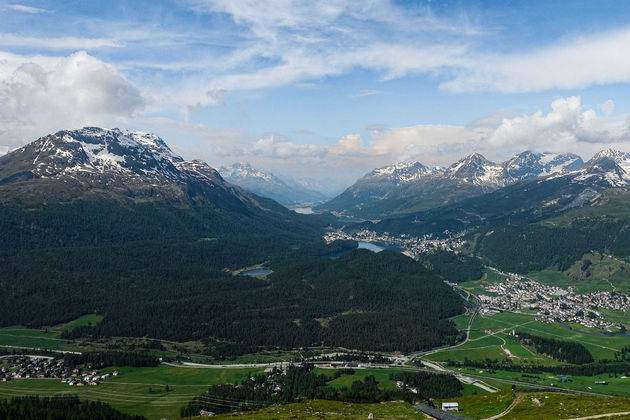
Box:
[361, 149, 630, 240]
[0, 127, 277, 210]
[444, 153, 505, 188]
[4, 127, 218, 185]
[319, 150, 586, 219]
[220, 162, 328, 205]
[370, 161, 435, 183]
[504, 151, 583, 182]
[572, 149, 630, 188]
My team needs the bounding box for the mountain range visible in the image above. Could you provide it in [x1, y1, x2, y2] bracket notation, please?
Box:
[353, 148, 630, 275]
[318, 151, 584, 219]
[219, 162, 329, 206]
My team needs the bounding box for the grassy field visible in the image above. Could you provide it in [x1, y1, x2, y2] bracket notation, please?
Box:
[437, 390, 630, 419]
[210, 399, 421, 419]
[449, 365, 630, 397]
[0, 365, 261, 420]
[456, 268, 508, 297]
[506, 392, 630, 419]
[203, 391, 630, 420]
[451, 312, 474, 330]
[462, 311, 630, 362]
[436, 390, 516, 419]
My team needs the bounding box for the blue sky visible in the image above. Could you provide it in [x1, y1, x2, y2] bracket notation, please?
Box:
[2, 1, 630, 186]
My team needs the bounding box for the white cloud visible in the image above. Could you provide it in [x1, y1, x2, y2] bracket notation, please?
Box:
[349, 89, 382, 98]
[5, 4, 47, 13]
[599, 99, 615, 116]
[328, 134, 365, 155]
[0, 51, 145, 149]
[249, 135, 326, 159]
[0, 34, 121, 49]
[348, 97, 630, 167]
[443, 28, 630, 93]
[485, 96, 630, 153]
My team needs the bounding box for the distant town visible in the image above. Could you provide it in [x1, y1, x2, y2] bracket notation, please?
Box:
[324, 229, 464, 257]
[478, 276, 630, 330]
[0, 356, 118, 387]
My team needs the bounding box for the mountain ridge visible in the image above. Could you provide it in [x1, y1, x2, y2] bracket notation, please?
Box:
[220, 162, 328, 205]
[318, 150, 586, 219]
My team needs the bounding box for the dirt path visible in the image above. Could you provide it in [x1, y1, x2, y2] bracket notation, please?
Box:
[483, 393, 525, 420]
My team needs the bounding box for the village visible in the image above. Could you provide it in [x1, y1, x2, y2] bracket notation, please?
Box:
[0, 356, 118, 386]
[478, 276, 630, 330]
[323, 228, 464, 257]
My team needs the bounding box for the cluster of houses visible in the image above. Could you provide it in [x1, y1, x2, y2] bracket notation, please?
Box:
[479, 276, 630, 330]
[1, 356, 65, 381]
[323, 228, 464, 257]
[0, 356, 119, 386]
[61, 369, 119, 387]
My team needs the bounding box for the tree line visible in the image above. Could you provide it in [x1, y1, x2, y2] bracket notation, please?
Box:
[516, 332, 594, 364]
[0, 396, 144, 420]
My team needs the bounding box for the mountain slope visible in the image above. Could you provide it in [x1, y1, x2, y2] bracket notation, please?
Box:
[319, 151, 583, 219]
[220, 162, 328, 205]
[319, 161, 434, 218]
[0, 127, 323, 249]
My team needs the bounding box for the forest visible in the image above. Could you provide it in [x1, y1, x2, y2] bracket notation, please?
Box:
[418, 249, 484, 283]
[516, 332, 594, 364]
[474, 219, 630, 273]
[0, 396, 144, 420]
[62, 351, 160, 368]
[2, 244, 463, 353]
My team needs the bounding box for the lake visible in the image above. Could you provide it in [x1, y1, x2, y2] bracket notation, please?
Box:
[290, 207, 314, 214]
[239, 268, 271, 276]
[357, 241, 386, 252]
[357, 241, 401, 253]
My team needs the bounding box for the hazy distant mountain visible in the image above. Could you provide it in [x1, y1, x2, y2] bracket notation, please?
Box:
[318, 151, 584, 219]
[220, 162, 328, 206]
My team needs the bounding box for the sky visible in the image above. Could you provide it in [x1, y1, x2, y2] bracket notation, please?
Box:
[3, 0, 630, 189]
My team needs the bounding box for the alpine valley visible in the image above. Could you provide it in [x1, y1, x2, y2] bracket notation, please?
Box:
[2, 128, 630, 420]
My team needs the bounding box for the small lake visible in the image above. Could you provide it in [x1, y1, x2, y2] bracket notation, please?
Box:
[290, 207, 314, 214]
[357, 241, 402, 253]
[357, 241, 386, 252]
[239, 268, 271, 276]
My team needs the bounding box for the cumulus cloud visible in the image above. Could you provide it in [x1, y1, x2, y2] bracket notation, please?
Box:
[484, 96, 630, 154]
[248, 135, 326, 159]
[0, 51, 145, 149]
[599, 99, 615, 116]
[323, 97, 630, 169]
[327, 134, 366, 156]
